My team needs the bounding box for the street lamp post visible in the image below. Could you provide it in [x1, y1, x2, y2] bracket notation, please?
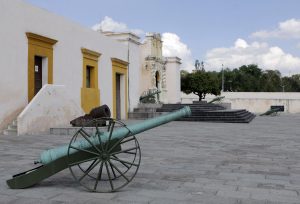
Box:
[221, 64, 224, 92]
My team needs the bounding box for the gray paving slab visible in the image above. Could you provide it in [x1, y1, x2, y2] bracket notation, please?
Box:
[1, 114, 300, 203]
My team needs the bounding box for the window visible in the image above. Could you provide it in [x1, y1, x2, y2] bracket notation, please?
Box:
[81, 48, 101, 113]
[86, 65, 93, 88]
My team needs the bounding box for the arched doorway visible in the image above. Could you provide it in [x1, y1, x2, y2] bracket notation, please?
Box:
[155, 71, 160, 89]
[155, 71, 160, 102]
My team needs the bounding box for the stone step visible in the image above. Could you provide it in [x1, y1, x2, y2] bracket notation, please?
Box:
[191, 109, 247, 116]
[157, 107, 224, 112]
[129, 103, 255, 123]
[178, 112, 256, 123]
[128, 112, 165, 119]
[50, 127, 96, 136]
[8, 124, 17, 130]
[3, 129, 17, 135]
[161, 103, 223, 107]
[181, 115, 254, 121]
[133, 107, 159, 113]
[2, 119, 18, 135]
[12, 119, 17, 126]
[182, 112, 253, 119]
[137, 103, 163, 109]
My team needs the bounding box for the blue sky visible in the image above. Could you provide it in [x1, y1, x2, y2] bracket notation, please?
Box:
[25, 0, 300, 75]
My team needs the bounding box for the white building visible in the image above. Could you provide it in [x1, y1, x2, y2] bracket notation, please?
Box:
[0, 0, 181, 135]
[102, 32, 182, 105]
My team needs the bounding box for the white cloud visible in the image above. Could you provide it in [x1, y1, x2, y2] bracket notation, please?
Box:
[205, 38, 300, 75]
[162, 33, 194, 72]
[92, 16, 144, 36]
[92, 18, 194, 71]
[252, 18, 300, 39]
[235, 38, 249, 48]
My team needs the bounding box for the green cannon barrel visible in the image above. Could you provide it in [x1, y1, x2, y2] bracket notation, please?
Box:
[40, 106, 191, 164]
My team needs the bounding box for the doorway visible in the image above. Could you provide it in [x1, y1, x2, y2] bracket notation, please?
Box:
[111, 58, 128, 119]
[155, 71, 160, 89]
[26, 32, 57, 102]
[155, 71, 160, 102]
[116, 73, 121, 119]
[34, 56, 43, 95]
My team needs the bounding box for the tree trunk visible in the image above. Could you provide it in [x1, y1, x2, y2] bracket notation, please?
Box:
[197, 93, 203, 101]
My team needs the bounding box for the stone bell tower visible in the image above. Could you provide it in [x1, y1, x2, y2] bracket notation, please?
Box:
[140, 33, 167, 103]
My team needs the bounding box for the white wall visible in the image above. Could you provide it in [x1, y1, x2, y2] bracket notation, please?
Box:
[18, 85, 84, 135]
[127, 38, 141, 111]
[103, 32, 141, 112]
[0, 0, 132, 131]
[221, 92, 300, 113]
[165, 57, 181, 103]
[181, 92, 300, 113]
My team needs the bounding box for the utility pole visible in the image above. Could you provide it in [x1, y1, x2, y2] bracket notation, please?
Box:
[222, 64, 224, 92]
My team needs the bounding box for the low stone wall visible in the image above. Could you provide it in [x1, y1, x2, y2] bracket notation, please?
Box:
[18, 85, 84, 135]
[181, 92, 300, 114]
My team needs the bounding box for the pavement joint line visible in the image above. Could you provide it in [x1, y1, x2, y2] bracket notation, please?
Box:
[1, 115, 300, 203]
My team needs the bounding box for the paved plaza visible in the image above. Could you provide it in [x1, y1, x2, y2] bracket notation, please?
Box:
[1, 114, 300, 203]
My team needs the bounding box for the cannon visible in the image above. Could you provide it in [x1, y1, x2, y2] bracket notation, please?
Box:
[70, 104, 111, 127]
[139, 90, 161, 103]
[7, 106, 191, 192]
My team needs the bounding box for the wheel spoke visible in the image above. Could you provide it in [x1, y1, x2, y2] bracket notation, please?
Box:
[69, 145, 99, 156]
[111, 147, 138, 156]
[109, 161, 117, 178]
[112, 155, 130, 169]
[108, 160, 130, 182]
[122, 151, 136, 155]
[106, 121, 115, 151]
[120, 136, 136, 145]
[72, 131, 80, 142]
[78, 159, 101, 182]
[107, 131, 131, 153]
[110, 157, 138, 167]
[105, 161, 114, 191]
[69, 156, 99, 167]
[85, 159, 98, 172]
[79, 129, 102, 154]
[93, 161, 104, 191]
[95, 127, 105, 152]
[107, 120, 113, 132]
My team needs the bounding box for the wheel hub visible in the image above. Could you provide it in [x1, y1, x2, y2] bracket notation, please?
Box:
[100, 153, 109, 161]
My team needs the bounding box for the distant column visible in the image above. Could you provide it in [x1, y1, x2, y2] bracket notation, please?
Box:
[165, 57, 182, 103]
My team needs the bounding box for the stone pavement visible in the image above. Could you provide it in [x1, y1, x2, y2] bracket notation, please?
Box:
[1, 114, 300, 203]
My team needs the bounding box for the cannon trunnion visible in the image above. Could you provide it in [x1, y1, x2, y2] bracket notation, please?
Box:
[7, 107, 191, 192]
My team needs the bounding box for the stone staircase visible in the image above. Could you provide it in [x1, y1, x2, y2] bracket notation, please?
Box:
[156, 103, 255, 123]
[129, 101, 255, 123]
[128, 104, 165, 119]
[3, 119, 18, 135]
[156, 102, 226, 112]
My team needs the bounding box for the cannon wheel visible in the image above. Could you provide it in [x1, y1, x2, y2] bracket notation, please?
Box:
[67, 118, 141, 192]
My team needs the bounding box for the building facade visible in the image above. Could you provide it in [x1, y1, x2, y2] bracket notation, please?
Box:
[139, 33, 181, 104]
[0, 0, 181, 135]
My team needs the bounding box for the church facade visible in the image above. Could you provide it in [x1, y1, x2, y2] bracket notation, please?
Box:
[0, 0, 181, 135]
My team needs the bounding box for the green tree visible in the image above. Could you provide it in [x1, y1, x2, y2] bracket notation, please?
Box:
[238, 64, 262, 91]
[282, 74, 300, 92]
[181, 71, 221, 101]
[260, 70, 281, 91]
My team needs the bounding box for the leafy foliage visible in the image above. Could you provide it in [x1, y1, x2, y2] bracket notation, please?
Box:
[214, 64, 300, 92]
[181, 70, 221, 101]
[181, 64, 300, 95]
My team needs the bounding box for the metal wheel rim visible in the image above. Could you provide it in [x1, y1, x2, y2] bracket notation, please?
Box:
[67, 118, 141, 192]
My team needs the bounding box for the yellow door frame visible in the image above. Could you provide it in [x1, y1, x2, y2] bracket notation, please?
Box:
[26, 32, 57, 102]
[111, 58, 128, 119]
[81, 48, 101, 113]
